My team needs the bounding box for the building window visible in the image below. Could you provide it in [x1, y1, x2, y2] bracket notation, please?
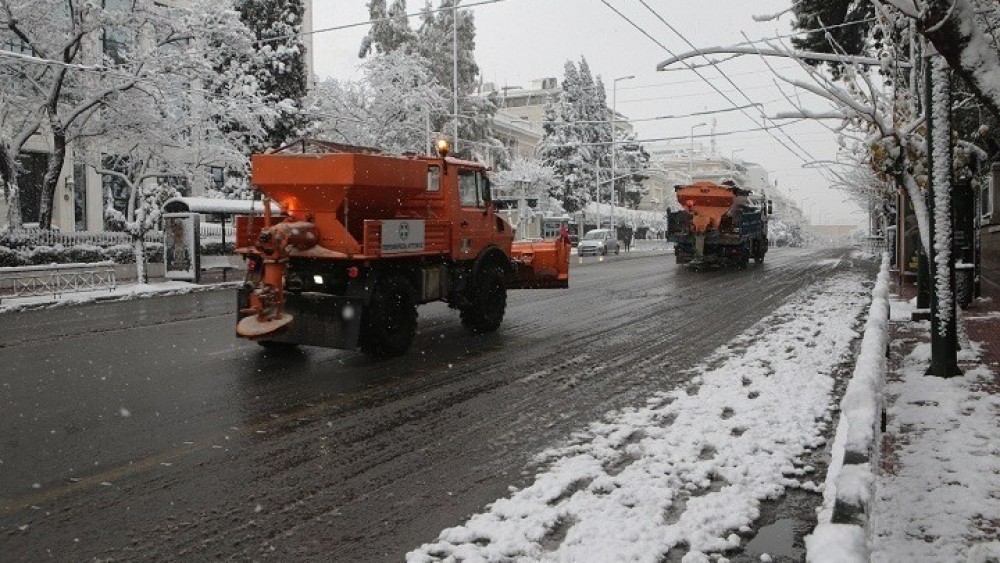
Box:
[1, 35, 35, 56]
[74, 163, 88, 231]
[15, 151, 47, 225]
[102, 154, 131, 229]
[102, 0, 133, 64]
[210, 167, 225, 192]
[158, 175, 190, 197]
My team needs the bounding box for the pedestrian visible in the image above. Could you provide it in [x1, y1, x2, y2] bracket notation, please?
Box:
[624, 229, 633, 252]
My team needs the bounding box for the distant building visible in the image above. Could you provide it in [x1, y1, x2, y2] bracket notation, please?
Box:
[475, 78, 634, 162]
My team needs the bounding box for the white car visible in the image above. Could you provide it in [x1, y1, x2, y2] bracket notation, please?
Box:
[577, 229, 620, 256]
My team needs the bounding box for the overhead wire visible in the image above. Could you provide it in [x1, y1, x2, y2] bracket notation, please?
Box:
[633, 0, 820, 164]
[597, 0, 813, 164]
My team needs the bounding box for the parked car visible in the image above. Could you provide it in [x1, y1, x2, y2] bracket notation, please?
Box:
[577, 229, 620, 257]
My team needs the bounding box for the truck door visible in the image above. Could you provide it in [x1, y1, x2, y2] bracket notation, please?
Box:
[457, 168, 493, 258]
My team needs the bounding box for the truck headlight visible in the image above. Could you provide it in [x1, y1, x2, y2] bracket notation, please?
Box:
[313, 275, 324, 285]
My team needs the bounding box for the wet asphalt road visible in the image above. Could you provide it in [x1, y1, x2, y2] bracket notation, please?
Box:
[0, 246, 866, 561]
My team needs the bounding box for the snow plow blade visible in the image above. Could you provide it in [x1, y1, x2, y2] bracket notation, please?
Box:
[508, 238, 570, 289]
[237, 287, 365, 349]
[237, 313, 294, 338]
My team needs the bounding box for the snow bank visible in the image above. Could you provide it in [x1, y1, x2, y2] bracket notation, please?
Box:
[408, 269, 872, 561]
[805, 253, 890, 562]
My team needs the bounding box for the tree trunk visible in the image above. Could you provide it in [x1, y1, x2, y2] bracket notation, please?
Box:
[0, 146, 23, 229]
[919, 0, 1000, 122]
[133, 235, 148, 284]
[38, 126, 67, 229]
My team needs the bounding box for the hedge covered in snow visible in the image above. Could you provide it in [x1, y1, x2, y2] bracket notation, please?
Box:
[0, 238, 235, 268]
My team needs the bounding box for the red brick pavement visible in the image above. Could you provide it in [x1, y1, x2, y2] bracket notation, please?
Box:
[963, 282, 1000, 392]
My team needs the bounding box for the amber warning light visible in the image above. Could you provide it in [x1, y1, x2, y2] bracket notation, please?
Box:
[436, 139, 450, 157]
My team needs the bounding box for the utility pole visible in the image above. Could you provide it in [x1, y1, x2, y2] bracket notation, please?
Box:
[452, 0, 459, 150]
[689, 122, 707, 180]
[924, 45, 962, 378]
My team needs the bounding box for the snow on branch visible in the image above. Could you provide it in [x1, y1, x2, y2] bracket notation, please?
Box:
[656, 46, 911, 71]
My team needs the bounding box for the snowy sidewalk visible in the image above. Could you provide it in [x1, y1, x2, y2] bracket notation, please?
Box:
[868, 285, 1000, 561]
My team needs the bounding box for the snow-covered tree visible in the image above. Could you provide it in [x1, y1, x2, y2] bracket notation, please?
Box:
[232, 0, 308, 150]
[791, 0, 876, 78]
[63, 2, 273, 280]
[358, 0, 417, 57]
[0, 0, 274, 230]
[306, 50, 448, 155]
[616, 134, 650, 209]
[537, 63, 592, 214]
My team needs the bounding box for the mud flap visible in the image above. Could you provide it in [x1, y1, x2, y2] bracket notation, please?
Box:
[237, 288, 364, 350]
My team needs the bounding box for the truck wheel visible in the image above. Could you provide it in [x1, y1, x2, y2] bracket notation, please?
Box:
[460, 266, 507, 334]
[359, 276, 417, 358]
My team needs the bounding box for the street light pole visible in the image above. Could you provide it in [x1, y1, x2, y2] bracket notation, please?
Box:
[611, 75, 635, 232]
[689, 122, 707, 180]
[452, 1, 459, 150]
[730, 148, 744, 177]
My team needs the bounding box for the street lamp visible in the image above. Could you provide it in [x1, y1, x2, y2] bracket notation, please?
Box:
[610, 74, 635, 231]
[689, 122, 707, 179]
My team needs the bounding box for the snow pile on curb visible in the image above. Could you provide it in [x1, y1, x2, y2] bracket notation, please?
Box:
[408, 271, 872, 562]
[806, 253, 889, 562]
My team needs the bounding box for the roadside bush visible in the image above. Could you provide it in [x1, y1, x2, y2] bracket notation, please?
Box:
[105, 244, 135, 264]
[146, 243, 164, 263]
[26, 245, 66, 265]
[67, 244, 105, 264]
[0, 246, 23, 267]
[201, 241, 236, 256]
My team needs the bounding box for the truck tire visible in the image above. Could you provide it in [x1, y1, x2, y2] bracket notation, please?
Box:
[460, 266, 507, 334]
[359, 276, 417, 358]
[754, 242, 764, 264]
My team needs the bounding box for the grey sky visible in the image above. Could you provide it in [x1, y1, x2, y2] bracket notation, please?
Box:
[310, 0, 861, 226]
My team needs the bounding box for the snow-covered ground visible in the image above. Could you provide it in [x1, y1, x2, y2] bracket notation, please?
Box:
[0, 281, 238, 314]
[869, 299, 1000, 562]
[408, 269, 873, 562]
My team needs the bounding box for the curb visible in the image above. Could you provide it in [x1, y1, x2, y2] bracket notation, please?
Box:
[806, 253, 891, 562]
[0, 281, 242, 314]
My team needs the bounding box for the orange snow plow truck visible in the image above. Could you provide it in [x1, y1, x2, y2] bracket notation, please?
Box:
[234, 140, 570, 358]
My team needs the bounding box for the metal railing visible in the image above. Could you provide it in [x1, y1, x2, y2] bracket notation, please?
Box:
[2, 224, 234, 247]
[2, 229, 163, 247]
[0, 262, 117, 298]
